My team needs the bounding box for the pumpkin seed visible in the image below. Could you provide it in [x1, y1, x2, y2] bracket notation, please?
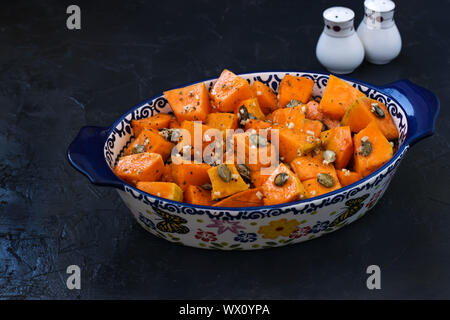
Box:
[274, 172, 289, 187]
[317, 173, 335, 188]
[201, 183, 212, 190]
[359, 140, 373, 157]
[249, 134, 268, 147]
[238, 105, 249, 120]
[131, 144, 145, 154]
[236, 164, 250, 182]
[286, 99, 302, 108]
[217, 164, 231, 183]
[371, 103, 385, 118]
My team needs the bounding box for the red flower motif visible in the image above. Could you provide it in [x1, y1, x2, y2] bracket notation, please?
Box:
[288, 226, 311, 239]
[195, 228, 217, 242]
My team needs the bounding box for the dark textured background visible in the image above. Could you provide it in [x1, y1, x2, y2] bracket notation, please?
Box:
[0, 0, 449, 299]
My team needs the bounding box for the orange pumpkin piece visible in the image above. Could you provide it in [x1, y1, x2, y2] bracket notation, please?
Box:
[207, 164, 249, 200]
[305, 100, 323, 121]
[232, 132, 276, 171]
[244, 119, 273, 136]
[336, 169, 362, 187]
[131, 114, 173, 137]
[267, 105, 305, 129]
[170, 161, 212, 191]
[206, 112, 239, 134]
[251, 80, 278, 114]
[184, 185, 216, 206]
[125, 129, 175, 161]
[213, 188, 264, 207]
[114, 152, 164, 185]
[210, 69, 253, 112]
[320, 126, 353, 169]
[236, 97, 266, 122]
[161, 164, 174, 182]
[168, 117, 181, 129]
[261, 163, 306, 205]
[250, 168, 273, 188]
[341, 96, 399, 140]
[276, 128, 320, 164]
[136, 182, 183, 202]
[164, 82, 211, 123]
[319, 74, 365, 120]
[353, 122, 393, 177]
[301, 119, 324, 138]
[303, 172, 342, 198]
[278, 74, 314, 107]
[178, 120, 223, 155]
[290, 153, 337, 182]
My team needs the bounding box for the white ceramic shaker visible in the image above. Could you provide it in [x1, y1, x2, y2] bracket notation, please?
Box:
[316, 7, 365, 74]
[357, 0, 402, 65]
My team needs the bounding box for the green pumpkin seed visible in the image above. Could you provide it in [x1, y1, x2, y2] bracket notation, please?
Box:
[286, 99, 302, 108]
[371, 103, 385, 118]
[236, 164, 250, 182]
[274, 172, 289, 187]
[249, 134, 268, 147]
[238, 105, 249, 120]
[131, 144, 145, 154]
[317, 173, 335, 188]
[201, 183, 212, 190]
[359, 140, 373, 157]
[217, 164, 231, 183]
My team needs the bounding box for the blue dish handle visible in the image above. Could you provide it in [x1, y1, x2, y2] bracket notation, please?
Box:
[67, 126, 124, 189]
[381, 80, 440, 146]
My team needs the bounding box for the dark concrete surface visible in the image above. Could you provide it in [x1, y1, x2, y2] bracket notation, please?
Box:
[0, 0, 449, 299]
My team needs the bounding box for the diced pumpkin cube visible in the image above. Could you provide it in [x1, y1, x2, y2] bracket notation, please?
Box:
[114, 152, 164, 185]
[210, 69, 253, 112]
[125, 129, 175, 161]
[161, 164, 174, 182]
[261, 163, 306, 205]
[336, 169, 362, 187]
[184, 185, 216, 206]
[171, 162, 212, 191]
[232, 132, 276, 171]
[319, 75, 365, 120]
[207, 164, 249, 200]
[301, 119, 324, 138]
[136, 182, 183, 202]
[320, 126, 353, 169]
[213, 188, 264, 207]
[305, 100, 323, 121]
[244, 119, 273, 136]
[268, 105, 305, 129]
[178, 120, 223, 156]
[206, 112, 239, 134]
[236, 97, 265, 122]
[276, 128, 320, 164]
[353, 122, 393, 177]
[164, 82, 211, 123]
[251, 80, 278, 114]
[290, 153, 337, 181]
[278, 74, 314, 107]
[131, 114, 173, 137]
[341, 96, 399, 140]
[303, 173, 342, 198]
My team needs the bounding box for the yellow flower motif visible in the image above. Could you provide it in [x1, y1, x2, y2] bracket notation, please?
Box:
[257, 218, 300, 240]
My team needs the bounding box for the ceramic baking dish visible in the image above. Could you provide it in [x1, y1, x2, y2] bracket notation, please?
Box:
[67, 71, 439, 250]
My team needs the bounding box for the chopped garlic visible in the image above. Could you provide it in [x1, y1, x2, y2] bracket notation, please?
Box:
[231, 174, 239, 180]
[301, 106, 306, 113]
[361, 136, 369, 142]
[287, 122, 295, 129]
[214, 191, 221, 196]
[256, 191, 263, 200]
[306, 130, 315, 136]
[257, 91, 262, 96]
[310, 190, 316, 196]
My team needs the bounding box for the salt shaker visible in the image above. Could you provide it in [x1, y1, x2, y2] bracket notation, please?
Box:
[316, 7, 365, 74]
[357, 0, 402, 65]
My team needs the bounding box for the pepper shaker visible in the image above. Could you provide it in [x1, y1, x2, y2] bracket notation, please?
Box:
[357, 0, 402, 65]
[316, 7, 365, 74]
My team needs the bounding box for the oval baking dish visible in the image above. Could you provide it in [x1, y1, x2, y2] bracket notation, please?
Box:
[67, 71, 439, 250]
